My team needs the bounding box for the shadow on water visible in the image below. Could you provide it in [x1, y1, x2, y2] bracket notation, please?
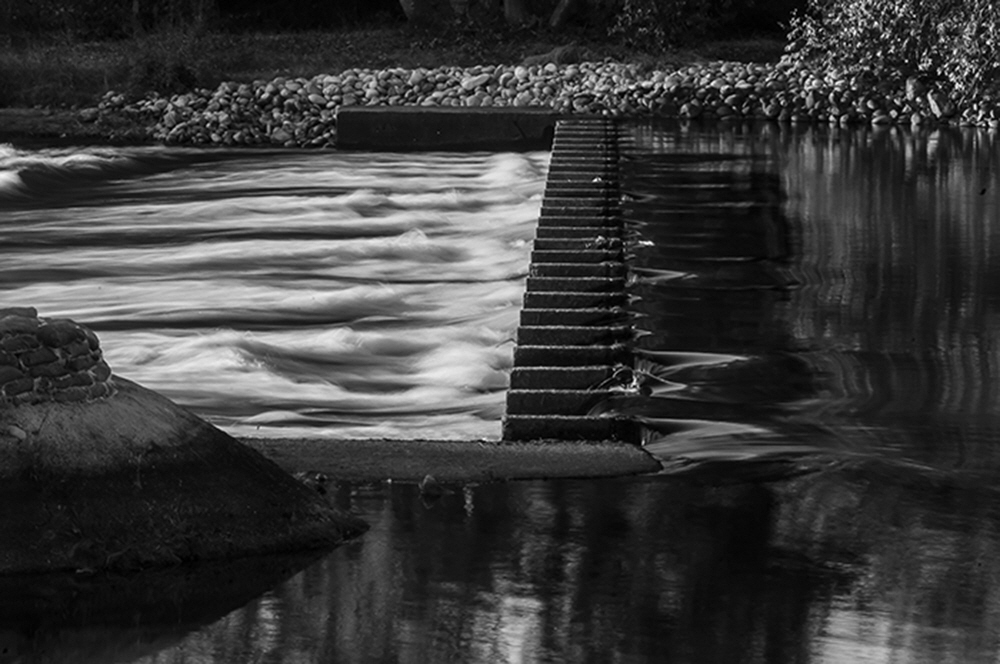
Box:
[0, 551, 327, 663]
[17, 470, 1000, 664]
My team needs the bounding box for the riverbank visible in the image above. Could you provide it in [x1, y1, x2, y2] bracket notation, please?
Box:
[4, 56, 997, 150]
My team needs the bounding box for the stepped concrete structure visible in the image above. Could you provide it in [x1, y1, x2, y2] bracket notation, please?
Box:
[502, 118, 638, 444]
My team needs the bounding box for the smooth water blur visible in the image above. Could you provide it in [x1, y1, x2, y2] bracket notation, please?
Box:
[0, 146, 547, 439]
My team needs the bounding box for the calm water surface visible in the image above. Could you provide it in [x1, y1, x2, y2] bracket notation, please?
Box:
[3, 122, 1000, 663]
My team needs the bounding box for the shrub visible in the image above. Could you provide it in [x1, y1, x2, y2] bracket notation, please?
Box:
[606, 0, 780, 52]
[786, 0, 1000, 102]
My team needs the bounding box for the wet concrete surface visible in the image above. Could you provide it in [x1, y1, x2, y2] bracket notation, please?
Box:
[242, 437, 661, 483]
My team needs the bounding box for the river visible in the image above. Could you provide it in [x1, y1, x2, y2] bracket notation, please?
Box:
[0, 146, 548, 439]
[3, 122, 1000, 663]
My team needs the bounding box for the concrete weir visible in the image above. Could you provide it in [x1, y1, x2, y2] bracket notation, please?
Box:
[503, 118, 637, 443]
[336, 107, 559, 150]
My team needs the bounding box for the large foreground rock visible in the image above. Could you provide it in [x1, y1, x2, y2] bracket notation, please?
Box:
[0, 307, 366, 574]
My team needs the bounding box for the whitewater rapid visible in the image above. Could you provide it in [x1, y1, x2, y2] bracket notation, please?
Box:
[0, 144, 548, 439]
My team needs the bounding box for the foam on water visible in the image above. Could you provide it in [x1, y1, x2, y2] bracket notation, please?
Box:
[1, 146, 547, 439]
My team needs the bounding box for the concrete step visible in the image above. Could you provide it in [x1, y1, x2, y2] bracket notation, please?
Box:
[519, 307, 626, 327]
[540, 204, 618, 216]
[545, 169, 616, 179]
[522, 291, 627, 309]
[514, 344, 629, 366]
[533, 226, 619, 239]
[526, 276, 625, 292]
[532, 238, 622, 251]
[529, 262, 624, 278]
[507, 389, 615, 415]
[545, 165, 617, 176]
[516, 325, 631, 346]
[543, 186, 617, 199]
[510, 366, 616, 390]
[530, 249, 618, 263]
[542, 196, 617, 208]
[501, 414, 637, 442]
[538, 215, 620, 227]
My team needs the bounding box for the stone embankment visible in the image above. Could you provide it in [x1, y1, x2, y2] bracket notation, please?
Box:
[88, 59, 1000, 148]
[0, 307, 115, 405]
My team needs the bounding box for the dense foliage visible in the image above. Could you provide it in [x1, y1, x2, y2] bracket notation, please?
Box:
[0, 0, 796, 43]
[0, 0, 404, 38]
[608, 0, 796, 51]
[786, 0, 1000, 102]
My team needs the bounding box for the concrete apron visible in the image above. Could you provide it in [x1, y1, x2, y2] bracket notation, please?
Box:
[0, 311, 366, 575]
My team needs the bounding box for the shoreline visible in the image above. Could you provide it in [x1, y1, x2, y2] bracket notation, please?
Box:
[3, 57, 997, 150]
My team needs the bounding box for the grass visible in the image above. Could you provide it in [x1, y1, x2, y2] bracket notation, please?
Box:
[0, 26, 786, 109]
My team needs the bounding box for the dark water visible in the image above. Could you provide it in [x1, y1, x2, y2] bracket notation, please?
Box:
[4, 123, 1000, 663]
[616, 121, 1000, 479]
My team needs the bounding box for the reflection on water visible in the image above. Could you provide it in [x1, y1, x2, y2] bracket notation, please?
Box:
[618, 121, 1000, 480]
[0, 146, 547, 439]
[3, 124, 1000, 664]
[24, 472, 997, 664]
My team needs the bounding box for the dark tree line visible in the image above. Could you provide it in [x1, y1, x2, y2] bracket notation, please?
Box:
[0, 0, 798, 43]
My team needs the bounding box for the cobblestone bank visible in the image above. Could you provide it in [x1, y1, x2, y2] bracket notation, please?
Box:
[88, 59, 1000, 148]
[0, 308, 115, 405]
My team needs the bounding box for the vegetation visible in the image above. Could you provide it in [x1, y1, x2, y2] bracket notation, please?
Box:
[786, 0, 1000, 103]
[0, 0, 792, 109]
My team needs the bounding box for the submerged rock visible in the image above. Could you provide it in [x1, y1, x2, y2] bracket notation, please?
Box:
[0, 308, 366, 575]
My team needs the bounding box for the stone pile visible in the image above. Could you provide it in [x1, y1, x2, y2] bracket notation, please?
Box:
[0, 307, 115, 406]
[90, 59, 1000, 148]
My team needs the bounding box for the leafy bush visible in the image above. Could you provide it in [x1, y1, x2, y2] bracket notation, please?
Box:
[606, 0, 780, 51]
[786, 0, 1000, 102]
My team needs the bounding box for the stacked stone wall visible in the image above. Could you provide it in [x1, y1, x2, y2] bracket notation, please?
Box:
[0, 307, 116, 405]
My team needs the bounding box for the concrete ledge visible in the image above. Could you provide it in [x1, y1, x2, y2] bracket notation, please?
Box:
[519, 308, 626, 326]
[335, 107, 562, 150]
[514, 344, 630, 366]
[526, 276, 625, 292]
[529, 262, 624, 278]
[532, 238, 622, 251]
[510, 366, 615, 390]
[522, 291, 627, 309]
[530, 250, 617, 263]
[244, 437, 659, 482]
[516, 325, 631, 346]
[507, 389, 616, 415]
[534, 226, 620, 239]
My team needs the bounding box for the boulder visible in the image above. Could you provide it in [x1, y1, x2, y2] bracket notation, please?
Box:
[0, 308, 366, 574]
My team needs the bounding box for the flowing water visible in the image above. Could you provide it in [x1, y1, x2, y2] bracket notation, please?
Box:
[0, 146, 548, 439]
[4, 122, 1000, 664]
